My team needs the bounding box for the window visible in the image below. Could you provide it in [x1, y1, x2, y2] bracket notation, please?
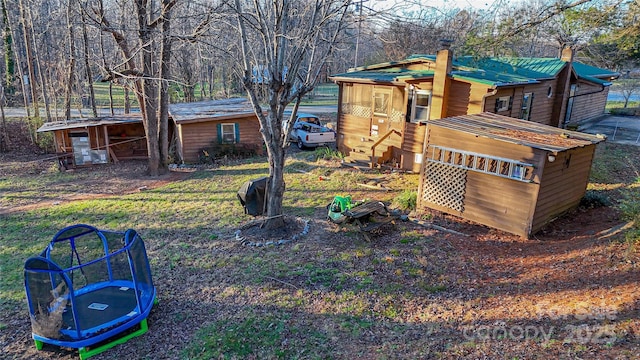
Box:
[495, 96, 511, 112]
[520, 92, 533, 120]
[218, 123, 239, 144]
[409, 90, 431, 123]
[373, 89, 391, 116]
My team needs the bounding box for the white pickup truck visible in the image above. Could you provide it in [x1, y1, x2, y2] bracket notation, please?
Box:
[288, 112, 336, 150]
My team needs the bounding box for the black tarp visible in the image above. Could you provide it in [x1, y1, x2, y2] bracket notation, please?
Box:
[237, 177, 268, 216]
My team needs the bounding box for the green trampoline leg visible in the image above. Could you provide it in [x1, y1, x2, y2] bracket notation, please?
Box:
[78, 319, 149, 360]
[34, 339, 44, 350]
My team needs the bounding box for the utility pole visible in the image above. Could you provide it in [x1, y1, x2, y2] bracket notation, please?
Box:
[353, 0, 368, 67]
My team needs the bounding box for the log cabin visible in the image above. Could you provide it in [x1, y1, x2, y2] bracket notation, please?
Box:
[329, 46, 619, 172]
[417, 112, 605, 238]
[169, 98, 264, 163]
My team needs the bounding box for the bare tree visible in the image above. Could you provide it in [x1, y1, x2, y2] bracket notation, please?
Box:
[232, 0, 351, 229]
[613, 79, 640, 108]
[91, 0, 176, 176]
[18, 0, 41, 130]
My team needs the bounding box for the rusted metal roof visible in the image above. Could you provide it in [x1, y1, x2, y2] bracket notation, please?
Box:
[426, 112, 606, 153]
[37, 114, 143, 132]
[169, 98, 257, 124]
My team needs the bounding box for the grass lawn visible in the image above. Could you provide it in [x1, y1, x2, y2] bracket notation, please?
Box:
[1, 143, 639, 359]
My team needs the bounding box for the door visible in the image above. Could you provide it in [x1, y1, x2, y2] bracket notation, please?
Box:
[563, 84, 577, 127]
[372, 87, 392, 137]
[520, 92, 533, 120]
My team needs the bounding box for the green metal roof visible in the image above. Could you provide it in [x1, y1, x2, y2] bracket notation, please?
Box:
[330, 68, 434, 83]
[333, 54, 618, 87]
[572, 62, 618, 84]
[455, 57, 566, 79]
[451, 69, 538, 86]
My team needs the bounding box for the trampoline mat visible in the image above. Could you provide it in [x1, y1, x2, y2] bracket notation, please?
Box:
[63, 285, 138, 332]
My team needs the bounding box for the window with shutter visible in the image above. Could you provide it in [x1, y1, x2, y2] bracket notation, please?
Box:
[220, 123, 237, 144]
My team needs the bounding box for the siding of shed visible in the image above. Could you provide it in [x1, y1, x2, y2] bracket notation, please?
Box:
[419, 125, 547, 237]
[459, 171, 539, 236]
[567, 81, 609, 125]
[179, 116, 262, 163]
[531, 145, 597, 232]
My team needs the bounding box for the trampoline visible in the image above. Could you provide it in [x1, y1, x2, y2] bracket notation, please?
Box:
[24, 224, 156, 359]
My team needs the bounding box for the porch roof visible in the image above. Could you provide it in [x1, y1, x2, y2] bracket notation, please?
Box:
[36, 114, 143, 132]
[329, 68, 434, 83]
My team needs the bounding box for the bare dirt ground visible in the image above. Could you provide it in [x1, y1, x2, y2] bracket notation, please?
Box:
[1, 118, 639, 359]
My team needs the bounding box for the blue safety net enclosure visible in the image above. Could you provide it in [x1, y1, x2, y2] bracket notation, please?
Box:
[24, 224, 156, 359]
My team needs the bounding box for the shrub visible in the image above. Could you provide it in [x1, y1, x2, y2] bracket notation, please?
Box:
[608, 107, 640, 116]
[579, 190, 611, 209]
[618, 189, 640, 222]
[618, 189, 640, 247]
[199, 143, 260, 164]
[314, 146, 344, 161]
[393, 189, 417, 211]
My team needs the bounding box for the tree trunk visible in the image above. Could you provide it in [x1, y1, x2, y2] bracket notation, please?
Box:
[99, 31, 114, 116]
[136, 0, 160, 176]
[0, 87, 8, 152]
[264, 140, 286, 227]
[1, 0, 14, 93]
[158, 0, 173, 171]
[64, 0, 76, 121]
[29, 5, 51, 123]
[17, 0, 41, 140]
[124, 85, 131, 114]
[81, 9, 98, 117]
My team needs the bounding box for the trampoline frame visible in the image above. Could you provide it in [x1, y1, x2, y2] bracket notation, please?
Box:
[24, 224, 156, 359]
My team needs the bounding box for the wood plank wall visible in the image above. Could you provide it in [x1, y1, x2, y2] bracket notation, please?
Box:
[531, 145, 596, 232]
[482, 79, 560, 126]
[568, 82, 609, 124]
[179, 116, 263, 163]
[337, 114, 371, 153]
[400, 122, 427, 172]
[419, 125, 547, 237]
[55, 123, 147, 161]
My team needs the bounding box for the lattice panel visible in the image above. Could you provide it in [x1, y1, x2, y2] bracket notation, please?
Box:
[422, 162, 467, 212]
[390, 108, 404, 123]
[350, 105, 372, 118]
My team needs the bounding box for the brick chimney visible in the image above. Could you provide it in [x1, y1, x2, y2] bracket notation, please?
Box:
[561, 46, 574, 62]
[431, 40, 453, 120]
[554, 45, 575, 127]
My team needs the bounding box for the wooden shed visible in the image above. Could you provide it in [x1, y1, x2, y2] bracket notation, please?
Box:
[417, 112, 605, 237]
[36, 114, 146, 167]
[169, 98, 264, 163]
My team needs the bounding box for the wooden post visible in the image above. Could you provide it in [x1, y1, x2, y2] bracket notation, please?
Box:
[103, 125, 111, 163]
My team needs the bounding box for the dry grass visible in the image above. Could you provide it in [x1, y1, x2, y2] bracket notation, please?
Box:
[0, 141, 639, 360]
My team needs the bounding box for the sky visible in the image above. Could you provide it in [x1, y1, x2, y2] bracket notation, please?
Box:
[371, 0, 497, 11]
